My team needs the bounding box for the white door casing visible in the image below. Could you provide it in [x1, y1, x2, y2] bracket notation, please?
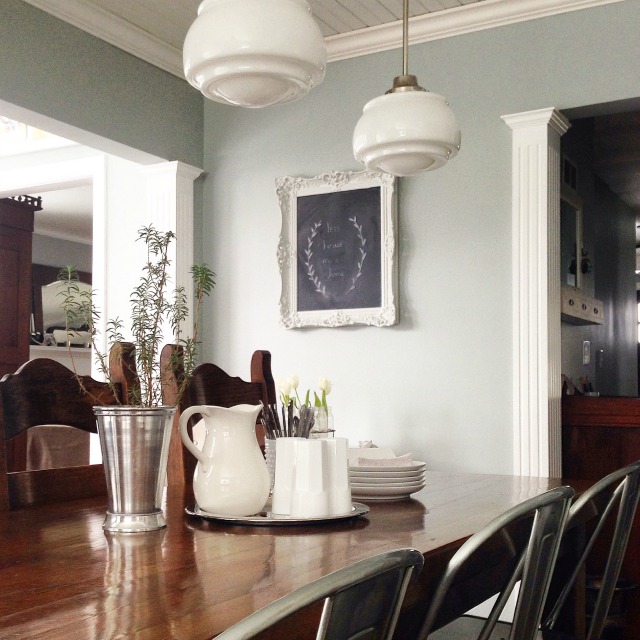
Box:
[502, 107, 571, 478]
[142, 161, 203, 341]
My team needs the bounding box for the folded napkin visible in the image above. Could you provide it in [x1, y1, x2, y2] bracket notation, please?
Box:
[349, 451, 414, 468]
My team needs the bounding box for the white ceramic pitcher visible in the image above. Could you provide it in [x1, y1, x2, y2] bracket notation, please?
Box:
[179, 404, 270, 516]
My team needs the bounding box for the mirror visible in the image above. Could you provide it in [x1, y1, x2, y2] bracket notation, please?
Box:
[560, 187, 584, 289]
[30, 264, 92, 343]
[41, 279, 92, 345]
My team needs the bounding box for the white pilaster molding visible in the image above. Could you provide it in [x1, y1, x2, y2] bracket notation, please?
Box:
[502, 108, 570, 478]
[141, 161, 203, 339]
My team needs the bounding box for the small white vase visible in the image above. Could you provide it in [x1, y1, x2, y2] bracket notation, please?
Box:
[309, 406, 334, 438]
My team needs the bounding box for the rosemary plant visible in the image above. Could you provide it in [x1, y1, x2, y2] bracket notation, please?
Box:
[58, 225, 215, 407]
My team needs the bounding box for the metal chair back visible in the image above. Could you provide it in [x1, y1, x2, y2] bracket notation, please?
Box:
[542, 461, 640, 640]
[417, 486, 575, 640]
[213, 548, 424, 640]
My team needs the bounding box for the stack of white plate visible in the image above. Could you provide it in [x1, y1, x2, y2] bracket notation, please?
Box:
[349, 459, 426, 501]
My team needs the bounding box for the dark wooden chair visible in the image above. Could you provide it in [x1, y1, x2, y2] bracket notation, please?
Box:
[0, 342, 138, 510]
[160, 344, 276, 490]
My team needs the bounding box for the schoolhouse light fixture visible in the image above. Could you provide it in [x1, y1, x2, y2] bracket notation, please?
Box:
[352, 0, 461, 176]
[183, 0, 327, 108]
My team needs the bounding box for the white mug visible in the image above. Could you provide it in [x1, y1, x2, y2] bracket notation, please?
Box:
[324, 438, 351, 516]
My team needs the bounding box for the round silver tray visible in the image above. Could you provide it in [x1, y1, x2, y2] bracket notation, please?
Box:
[185, 500, 369, 526]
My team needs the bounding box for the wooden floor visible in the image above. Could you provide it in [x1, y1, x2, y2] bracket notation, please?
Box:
[428, 616, 512, 639]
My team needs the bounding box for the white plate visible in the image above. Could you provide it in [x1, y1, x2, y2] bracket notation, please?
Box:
[350, 481, 425, 496]
[349, 468, 425, 481]
[351, 483, 426, 501]
[349, 469, 424, 481]
[350, 476, 425, 488]
[348, 460, 426, 473]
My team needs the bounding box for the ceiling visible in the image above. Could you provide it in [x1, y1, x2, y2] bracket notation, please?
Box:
[31, 185, 93, 244]
[593, 112, 640, 212]
[12, 0, 639, 246]
[22, 0, 494, 75]
[21, 0, 609, 74]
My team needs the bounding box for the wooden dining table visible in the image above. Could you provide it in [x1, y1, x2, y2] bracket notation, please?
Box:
[0, 471, 587, 640]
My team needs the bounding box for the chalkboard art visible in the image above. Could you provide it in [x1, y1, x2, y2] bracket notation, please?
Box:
[276, 170, 397, 328]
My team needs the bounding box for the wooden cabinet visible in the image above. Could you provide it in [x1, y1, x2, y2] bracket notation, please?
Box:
[0, 196, 42, 509]
[562, 395, 640, 639]
[0, 197, 41, 380]
[561, 284, 604, 325]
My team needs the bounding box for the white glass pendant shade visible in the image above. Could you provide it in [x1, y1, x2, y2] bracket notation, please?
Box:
[353, 90, 461, 177]
[183, 0, 327, 108]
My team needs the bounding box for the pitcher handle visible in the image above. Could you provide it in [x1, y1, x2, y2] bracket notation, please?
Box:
[179, 405, 209, 469]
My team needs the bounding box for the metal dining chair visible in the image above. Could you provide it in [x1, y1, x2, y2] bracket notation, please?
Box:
[417, 486, 575, 640]
[213, 548, 424, 640]
[538, 460, 640, 640]
[425, 462, 640, 640]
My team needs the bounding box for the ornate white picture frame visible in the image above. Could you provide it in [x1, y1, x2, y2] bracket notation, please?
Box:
[276, 170, 397, 328]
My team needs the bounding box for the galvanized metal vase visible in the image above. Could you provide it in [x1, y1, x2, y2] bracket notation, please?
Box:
[94, 405, 175, 533]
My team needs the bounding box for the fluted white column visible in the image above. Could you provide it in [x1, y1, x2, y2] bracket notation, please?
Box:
[141, 161, 203, 339]
[502, 108, 570, 478]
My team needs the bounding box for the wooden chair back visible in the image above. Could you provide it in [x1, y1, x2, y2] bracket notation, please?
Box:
[0, 343, 138, 510]
[160, 344, 276, 490]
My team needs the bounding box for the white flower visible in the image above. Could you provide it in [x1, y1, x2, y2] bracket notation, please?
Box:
[277, 378, 291, 396]
[318, 377, 332, 395]
[288, 375, 299, 390]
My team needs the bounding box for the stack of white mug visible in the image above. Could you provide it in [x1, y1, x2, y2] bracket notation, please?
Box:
[271, 437, 351, 518]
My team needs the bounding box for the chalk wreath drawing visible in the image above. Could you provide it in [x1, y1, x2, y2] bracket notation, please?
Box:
[304, 216, 367, 298]
[346, 216, 367, 295]
[276, 170, 397, 328]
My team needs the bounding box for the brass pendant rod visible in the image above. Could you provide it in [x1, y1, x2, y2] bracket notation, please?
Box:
[402, 0, 409, 75]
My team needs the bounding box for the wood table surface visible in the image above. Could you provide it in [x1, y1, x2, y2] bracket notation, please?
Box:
[0, 471, 582, 640]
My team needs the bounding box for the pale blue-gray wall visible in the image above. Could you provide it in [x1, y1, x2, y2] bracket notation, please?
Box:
[0, 0, 203, 167]
[200, 0, 640, 473]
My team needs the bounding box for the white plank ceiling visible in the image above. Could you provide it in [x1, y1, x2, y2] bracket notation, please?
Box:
[21, 0, 615, 75]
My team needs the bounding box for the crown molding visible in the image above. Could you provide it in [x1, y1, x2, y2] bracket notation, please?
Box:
[23, 0, 624, 77]
[326, 0, 625, 61]
[33, 229, 93, 245]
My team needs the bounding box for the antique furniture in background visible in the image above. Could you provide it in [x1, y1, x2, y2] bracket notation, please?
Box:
[0, 347, 137, 510]
[563, 395, 640, 639]
[0, 196, 41, 381]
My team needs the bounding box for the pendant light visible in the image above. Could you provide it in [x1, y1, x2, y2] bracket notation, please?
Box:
[183, 0, 327, 108]
[352, 0, 461, 176]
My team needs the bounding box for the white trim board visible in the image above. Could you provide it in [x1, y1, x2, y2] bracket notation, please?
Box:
[502, 107, 570, 478]
[22, 0, 625, 76]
